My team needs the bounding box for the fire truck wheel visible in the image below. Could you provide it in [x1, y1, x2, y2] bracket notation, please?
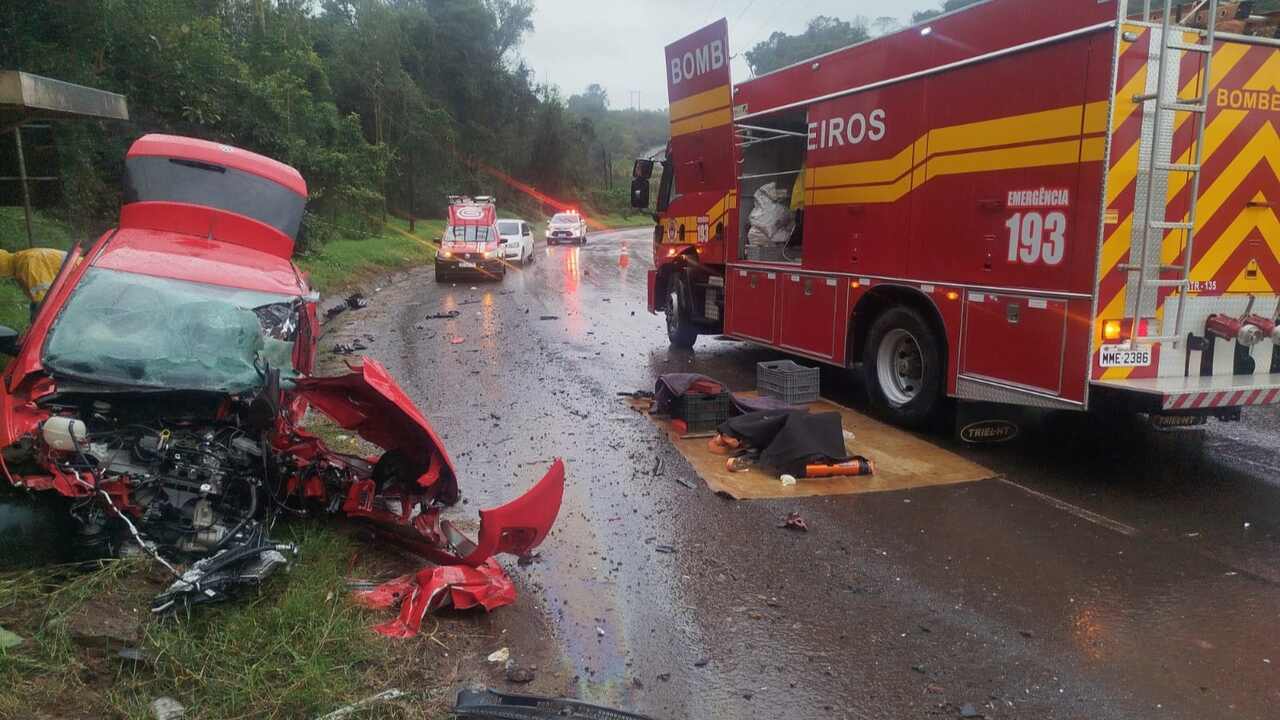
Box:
[666, 273, 698, 349]
[863, 307, 942, 427]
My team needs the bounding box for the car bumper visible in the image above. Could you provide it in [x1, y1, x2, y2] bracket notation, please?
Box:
[546, 234, 583, 243]
[436, 257, 505, 275]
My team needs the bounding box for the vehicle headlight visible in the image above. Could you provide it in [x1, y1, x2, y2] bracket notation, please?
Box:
[482, 250, 493, 259]
[441, 250, 453, 258]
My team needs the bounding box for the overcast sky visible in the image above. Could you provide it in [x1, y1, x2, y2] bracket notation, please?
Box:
[517, 0, 945, 111]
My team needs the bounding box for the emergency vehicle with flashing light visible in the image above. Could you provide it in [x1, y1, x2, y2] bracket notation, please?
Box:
[634, 0, 1280, 429]
[436, 195, 505, 282]
[546, 209, 588, 245]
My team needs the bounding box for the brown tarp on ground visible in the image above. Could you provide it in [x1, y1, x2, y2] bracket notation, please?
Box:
[640, 395, 996, 500]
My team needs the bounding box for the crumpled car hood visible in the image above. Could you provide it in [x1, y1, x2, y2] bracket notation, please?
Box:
[294, 358, 460, 504]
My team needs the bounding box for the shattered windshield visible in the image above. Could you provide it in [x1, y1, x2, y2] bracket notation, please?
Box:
[42, 268, 300, 392]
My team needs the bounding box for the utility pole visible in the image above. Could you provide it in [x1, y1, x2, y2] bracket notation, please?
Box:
[408, 151, 416, 233]
[13, 127, 34, 248]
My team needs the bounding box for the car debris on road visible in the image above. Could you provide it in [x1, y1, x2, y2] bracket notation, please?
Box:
[779, 512, 808, 532]
[0, 135, 566, 622]
[454, 689, 657, 720]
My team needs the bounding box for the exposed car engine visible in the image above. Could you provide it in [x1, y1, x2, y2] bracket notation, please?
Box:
[19, 389, 304, 612]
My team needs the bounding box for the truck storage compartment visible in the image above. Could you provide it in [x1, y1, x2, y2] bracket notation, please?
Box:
[726, 267, 778, 343]
[961, 292, 1068, 394]
[736, 109, 808, 264]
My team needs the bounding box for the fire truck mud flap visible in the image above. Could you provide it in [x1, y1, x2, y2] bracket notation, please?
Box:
[646, 269, 658, 314]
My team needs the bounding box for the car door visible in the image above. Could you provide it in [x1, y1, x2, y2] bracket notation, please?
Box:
[522, 222, 533, 257]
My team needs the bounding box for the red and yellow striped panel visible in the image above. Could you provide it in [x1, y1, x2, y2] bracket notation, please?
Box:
[1094, 25, 1280, 381]
[805, 101, 1109, 205]
[670, 85, 733, 138]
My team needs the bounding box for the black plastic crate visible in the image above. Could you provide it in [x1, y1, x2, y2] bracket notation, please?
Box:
[672, 392, 732, 434]
[757, 360, 820, 404]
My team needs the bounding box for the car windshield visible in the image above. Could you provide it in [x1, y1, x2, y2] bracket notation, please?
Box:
[444, 225, 494, 243]
[497, 221, 521, 235]
[551, 214, 578, 224]
[43, 268, 300, 392]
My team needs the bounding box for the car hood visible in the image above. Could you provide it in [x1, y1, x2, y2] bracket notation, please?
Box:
[294, 357, 459, 504]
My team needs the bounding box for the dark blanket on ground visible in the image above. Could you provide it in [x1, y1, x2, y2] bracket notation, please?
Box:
[719, 410, 850, 476]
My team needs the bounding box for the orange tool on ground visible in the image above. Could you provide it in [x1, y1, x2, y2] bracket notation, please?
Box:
[804, 457, 875, 478]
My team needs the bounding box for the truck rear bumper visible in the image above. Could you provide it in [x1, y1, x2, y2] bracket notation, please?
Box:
[1092, 375, 1280, 411]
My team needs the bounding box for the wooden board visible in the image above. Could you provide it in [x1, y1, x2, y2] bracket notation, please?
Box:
[643, 396, 996, 500]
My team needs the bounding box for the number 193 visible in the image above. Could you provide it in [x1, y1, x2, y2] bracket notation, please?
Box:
[1005, 211, 1066, 265]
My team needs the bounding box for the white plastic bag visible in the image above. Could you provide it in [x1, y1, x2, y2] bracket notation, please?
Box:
[747, 182, 794, 246]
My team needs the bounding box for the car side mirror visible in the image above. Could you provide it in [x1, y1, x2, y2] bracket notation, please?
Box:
[0, 326, 19, 356]
[631, 176, 650, 210]
[632, 158, 654, 180]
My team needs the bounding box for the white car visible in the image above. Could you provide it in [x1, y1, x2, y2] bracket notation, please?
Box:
[497, 218, 535, 264]
[546, 211, 587, 245]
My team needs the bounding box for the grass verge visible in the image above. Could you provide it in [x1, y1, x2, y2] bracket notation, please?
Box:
[297, 217, 444, 294]
[0, 521, 457, 720]
[589, 211, 652, 230]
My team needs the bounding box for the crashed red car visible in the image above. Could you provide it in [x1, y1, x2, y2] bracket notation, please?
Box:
[0, 134, 564, 616]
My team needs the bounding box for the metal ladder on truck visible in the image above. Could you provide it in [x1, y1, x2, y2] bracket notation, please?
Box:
[1125, 0, 1219, 349]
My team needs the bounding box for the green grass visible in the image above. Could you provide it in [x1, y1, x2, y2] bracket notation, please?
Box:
[110, 524, 388, 720]
[0, 207, 76, 253]
[0, 556, 149, 719]
[0, 523, 432, 720]
[589, 211, 653, 230]
[297, 216, 444, 293]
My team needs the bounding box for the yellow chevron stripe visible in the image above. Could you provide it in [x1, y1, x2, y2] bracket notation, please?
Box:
[670, 85, 731, 123]
[1112, 66, 1149, 130]
[1105, 45, 1248, 209]
[1181, 123, 1280, 270]
[1097, 215, 1133, 282]
[1191, 207, 1280, 282]
[1163, 49, 1272, 214]
[1096, 43, 1260, 292]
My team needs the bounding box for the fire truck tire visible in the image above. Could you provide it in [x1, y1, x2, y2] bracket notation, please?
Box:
[863, 307, 943, 428]
[666, 273, 698, 349]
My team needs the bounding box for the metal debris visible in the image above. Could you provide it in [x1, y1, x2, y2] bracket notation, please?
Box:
[779, 512, 808, 531]
[314, 690, 407, 720]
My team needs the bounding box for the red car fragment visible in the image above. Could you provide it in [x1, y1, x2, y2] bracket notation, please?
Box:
[296, 358, 460, 505]
[358, 558, 516, 638]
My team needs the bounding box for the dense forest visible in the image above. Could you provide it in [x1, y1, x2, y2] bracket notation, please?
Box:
[0, 0, 668, 250]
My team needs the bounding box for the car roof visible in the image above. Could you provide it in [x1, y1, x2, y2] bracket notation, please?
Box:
[93, 227, 306, 296]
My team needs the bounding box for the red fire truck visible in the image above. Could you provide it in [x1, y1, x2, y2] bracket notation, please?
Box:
[633, 0, 1280, 429]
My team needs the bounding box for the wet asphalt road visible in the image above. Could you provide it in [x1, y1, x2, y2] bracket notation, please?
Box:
[328, 228, 1280, 719]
